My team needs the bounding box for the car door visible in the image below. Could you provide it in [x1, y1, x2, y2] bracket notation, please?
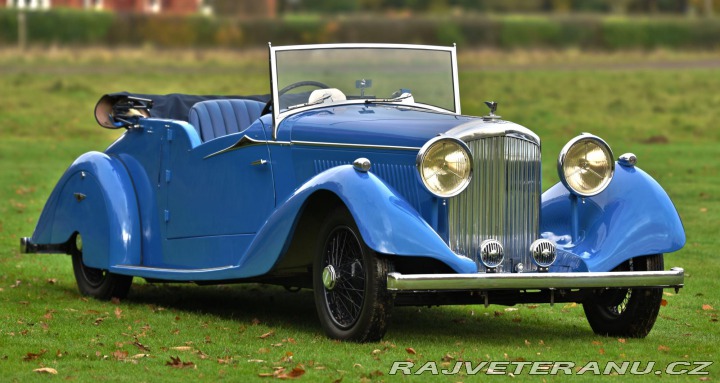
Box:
[157, 124, 276, 269]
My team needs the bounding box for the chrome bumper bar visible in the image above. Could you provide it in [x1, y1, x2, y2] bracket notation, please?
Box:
[387, 268, 684, 291]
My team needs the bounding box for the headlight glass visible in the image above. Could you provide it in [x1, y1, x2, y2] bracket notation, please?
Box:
[558, 134, 614, 196]
[417, 137, 472, 197]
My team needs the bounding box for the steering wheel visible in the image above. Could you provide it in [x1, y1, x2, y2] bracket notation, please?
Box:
[262, 80, 333, 116]
[278, 80, 331, 96]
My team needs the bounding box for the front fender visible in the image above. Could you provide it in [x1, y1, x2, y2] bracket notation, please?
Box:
[541, 163, 685, 272]
[236, 165, 477, 277]
[31, 152, 141, 269]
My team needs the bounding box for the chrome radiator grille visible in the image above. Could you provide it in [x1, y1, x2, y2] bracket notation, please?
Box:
[448, 136, 541, 272]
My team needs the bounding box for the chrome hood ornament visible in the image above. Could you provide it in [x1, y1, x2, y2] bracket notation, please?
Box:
[482, 101, 501, 121]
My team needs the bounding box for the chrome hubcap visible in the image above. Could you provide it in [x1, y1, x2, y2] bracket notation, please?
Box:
[322, 265, 337, 290]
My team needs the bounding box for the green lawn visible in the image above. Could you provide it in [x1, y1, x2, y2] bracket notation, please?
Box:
[0, 48, 718, 382]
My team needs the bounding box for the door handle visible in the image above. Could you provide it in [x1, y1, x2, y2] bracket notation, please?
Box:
[251, 159, 268, 166]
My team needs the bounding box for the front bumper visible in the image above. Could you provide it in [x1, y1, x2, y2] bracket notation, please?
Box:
[387, 268, 684, 291]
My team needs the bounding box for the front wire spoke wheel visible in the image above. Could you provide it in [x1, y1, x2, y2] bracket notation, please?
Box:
[313, 207, 393, 342]
[582, 254, 664, 338]
[324, 226, 365, 328]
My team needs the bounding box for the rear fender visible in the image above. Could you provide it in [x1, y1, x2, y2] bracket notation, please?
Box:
[31, 152, 141, 269]
[237, 165, 477, 276]
[541, 163, 685, 272]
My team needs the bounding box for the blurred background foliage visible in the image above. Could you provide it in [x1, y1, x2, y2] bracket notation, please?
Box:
[1, 0, 720, 49]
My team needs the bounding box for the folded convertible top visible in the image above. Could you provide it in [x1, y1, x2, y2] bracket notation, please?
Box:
[107, 92, 270, 122]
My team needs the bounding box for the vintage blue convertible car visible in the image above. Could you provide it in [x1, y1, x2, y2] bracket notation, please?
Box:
[22, 44, 685, 342]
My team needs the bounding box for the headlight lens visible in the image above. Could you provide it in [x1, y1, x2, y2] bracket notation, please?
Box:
[558, 134, 614, 196]
[417, 137, 472, 197]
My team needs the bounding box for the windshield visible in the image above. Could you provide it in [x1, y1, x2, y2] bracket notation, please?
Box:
[271, 44, 459, 122]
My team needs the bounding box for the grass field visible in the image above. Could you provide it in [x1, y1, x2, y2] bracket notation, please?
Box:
[0, 48, 718, 382]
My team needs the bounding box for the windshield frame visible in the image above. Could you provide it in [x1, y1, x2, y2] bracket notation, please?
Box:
[269, 43, 461, 140]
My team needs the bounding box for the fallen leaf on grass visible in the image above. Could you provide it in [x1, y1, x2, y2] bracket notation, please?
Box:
[617, 338, 626, 344]
[23, 350, 47, 361]
[258, 366, 305, 379]
[113, 350, 128, 360]
[259, 331, 275, 339]
[661, 299, 668, 307]
[277, 366, 306, 379]
[702, 304, 714, 311]
[132, 340, 150, 352]
[166, 356, 195, 369]
[114, 307, 123, 319]
[170, 346, 193, 352]
[33, 367, 57, 375]
[658, 345, 670, 352]
[405, 347, 416, 355]
[46, 279, 57, 285]
[279, 352, 293, 363]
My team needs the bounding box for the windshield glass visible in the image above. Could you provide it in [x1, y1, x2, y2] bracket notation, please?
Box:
[273, 45, 458, 114]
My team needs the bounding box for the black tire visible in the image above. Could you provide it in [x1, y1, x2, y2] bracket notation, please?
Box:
[70, 233, 132, 300]
[583, 254, 664, 338]
[313, 208, 394, 342]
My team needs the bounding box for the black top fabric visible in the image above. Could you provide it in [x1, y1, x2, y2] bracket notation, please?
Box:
[106, 92, 270, 122]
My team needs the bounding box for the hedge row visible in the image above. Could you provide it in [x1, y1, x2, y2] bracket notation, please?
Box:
[1, 9, 720, 50]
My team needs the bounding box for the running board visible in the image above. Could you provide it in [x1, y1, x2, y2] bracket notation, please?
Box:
[111, 264, 239, 281]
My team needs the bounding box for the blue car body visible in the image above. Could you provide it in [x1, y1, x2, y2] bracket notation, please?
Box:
[23, 44, 685, 341]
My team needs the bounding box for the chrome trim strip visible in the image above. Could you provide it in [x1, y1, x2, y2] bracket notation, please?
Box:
[204, 135, 291, 159]
[292, 140, 421, 151]
[271, 43, 459, 53]
[270, 42, 280, 140]
[205, 134, 421, 160]
[114, 265, 236, 274]
[387, 268, 685, 291]
[445, 120, 540, 146]
[451, 43, 461, 115]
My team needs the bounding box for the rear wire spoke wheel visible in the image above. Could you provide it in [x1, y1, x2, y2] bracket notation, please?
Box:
[582, 254, 664, 338]
[313, 208, 393, 342]
[70, 233, 132, 300]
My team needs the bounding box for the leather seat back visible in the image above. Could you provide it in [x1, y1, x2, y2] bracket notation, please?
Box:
[188, 99, 264, 142]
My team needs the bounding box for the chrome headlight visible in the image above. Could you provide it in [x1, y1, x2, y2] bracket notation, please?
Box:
[558, 134, 614, 197]
[416, 136, 472, 198]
